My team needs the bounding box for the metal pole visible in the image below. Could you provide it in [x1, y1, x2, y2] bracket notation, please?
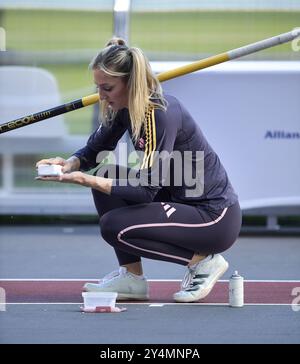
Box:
[112, 0, 132, 164]
[113, 0, 131, 42]
[92, 0, 131, 131]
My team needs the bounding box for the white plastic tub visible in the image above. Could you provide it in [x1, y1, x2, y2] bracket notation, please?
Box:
[82, 292, 118, 309]
[37, 164, 62, 176]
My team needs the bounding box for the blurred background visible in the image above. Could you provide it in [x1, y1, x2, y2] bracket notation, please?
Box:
[0, 0, 299, 230]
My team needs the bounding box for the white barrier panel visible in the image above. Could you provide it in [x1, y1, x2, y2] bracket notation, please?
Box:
[0, 66, 67, 137]
[152, 61, 300, 211]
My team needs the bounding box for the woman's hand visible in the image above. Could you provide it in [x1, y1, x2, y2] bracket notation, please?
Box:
[36, 155, 88, 186]
[36, 156, 112, 193]
[36, 156, 80, 173]
[36, 169, 113, 194]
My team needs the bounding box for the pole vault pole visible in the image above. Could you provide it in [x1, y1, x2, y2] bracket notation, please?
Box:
[0, 28, 299, 135]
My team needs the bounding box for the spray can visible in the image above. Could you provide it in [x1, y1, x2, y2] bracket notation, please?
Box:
[229, 271, 244, 307]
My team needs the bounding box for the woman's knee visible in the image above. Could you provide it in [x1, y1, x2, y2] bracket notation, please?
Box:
[99, 210, 120, 243]
[91, 188, 108, 217]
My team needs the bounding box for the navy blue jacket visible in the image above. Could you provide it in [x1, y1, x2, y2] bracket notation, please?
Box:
[73, 95, 238, 210]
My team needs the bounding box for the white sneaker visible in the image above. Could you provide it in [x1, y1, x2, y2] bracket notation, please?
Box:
[173, 254, 229, 303]
[83, 267, 149, 301]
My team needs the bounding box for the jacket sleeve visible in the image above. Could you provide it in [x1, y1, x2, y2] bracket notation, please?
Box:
[72, 111, 128, 171]
[111, 105, 179, 203]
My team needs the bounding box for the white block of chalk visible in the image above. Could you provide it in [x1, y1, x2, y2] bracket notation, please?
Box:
[37, 164, 63, 176]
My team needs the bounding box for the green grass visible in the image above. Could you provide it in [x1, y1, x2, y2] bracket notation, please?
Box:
[1, 9, 299, 134]
[41, 64, 95, 134]
[131, 11, 300, 55]
[3, 10, 299, 54]
[2, 10, 113, 51]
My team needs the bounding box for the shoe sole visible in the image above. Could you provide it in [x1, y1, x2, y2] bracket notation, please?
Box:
[117, 293, 149, 301]
[82, 285, 149, 301]
[173, 260, 229, 303]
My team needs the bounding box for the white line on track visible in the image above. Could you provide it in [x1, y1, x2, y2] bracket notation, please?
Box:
[1, 279, 300, 282]
[4, 302, 294, 306]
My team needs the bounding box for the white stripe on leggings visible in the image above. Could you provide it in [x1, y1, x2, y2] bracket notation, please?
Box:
[117, 207, 228, 263]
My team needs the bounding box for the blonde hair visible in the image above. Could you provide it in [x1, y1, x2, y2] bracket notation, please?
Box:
[90, 37, 167, 142]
